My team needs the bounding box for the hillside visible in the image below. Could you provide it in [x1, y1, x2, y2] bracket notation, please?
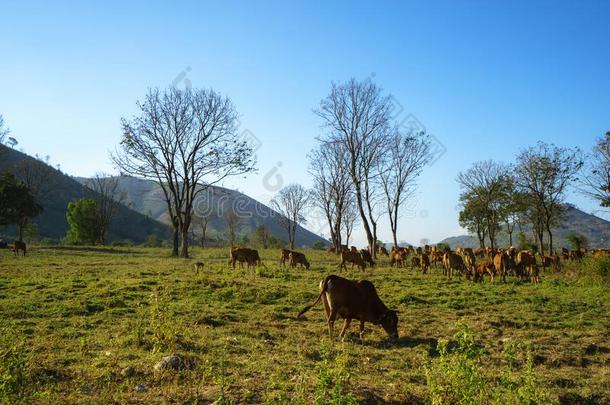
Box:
[0, 145, 169, 242]
[440, 205, 610, 249]
[75, 175, 328, 248]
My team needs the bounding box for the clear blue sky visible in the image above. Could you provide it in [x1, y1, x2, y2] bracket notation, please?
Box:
[1, 1, 609, 245]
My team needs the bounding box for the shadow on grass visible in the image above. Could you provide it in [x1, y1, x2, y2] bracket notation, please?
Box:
[367, 335, 440, 356]
[39, 246, 143, 255]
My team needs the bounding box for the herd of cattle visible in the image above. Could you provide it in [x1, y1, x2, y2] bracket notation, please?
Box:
[227, 244, 604, 285]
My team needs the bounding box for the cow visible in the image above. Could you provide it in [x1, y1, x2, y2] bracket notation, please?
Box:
[360, 249, 375, 267]
[280, 249, 292, 268]
[540, 255, 553, 271]
[297, 275, 399, 341]
[420, 253, 430, 274]
[13, 241, 26, 257]
[410, 255, 420, 269]
[474, 262, 496, 283]
[462, 248, 476, 274]
[289, 251, 310, 269]
[230, 247, 262, 270]
[390, 250, 406, 267]
[350, 246, 358, 253]
[377, 246, 389, 256]
[570, 249, 584, 261]
[493, 252, 510, 283]
[550, 254, 562, 272]
[339, 251, 366, 271]
[193, 261, 204, 274]
[516, 251, 537, 282]
[474, 248, 487, 259]
[430, 251, 443, 268]
[443, 251, 468, 279]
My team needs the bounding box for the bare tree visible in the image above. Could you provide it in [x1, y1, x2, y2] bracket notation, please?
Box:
[113, 87, 256, 258]
[224, 210, 241, 246]
[457, 160, 512, 250]
[194, 213, 211, 247]
[85, 173, 126, 245]
[270, 184, 310, 249]
[378, 130, 431, 247]
[308, 141, 351, 250]
[12, 155, 55, 239]
[515, 142, 583, 254]
[0, 114, 9, 146]
[14, 155, 54, 201]
[315, 78, 392, 257]
[0, 115, 10, 161]
[581, 131, 610, 208]
[342, 195, 359, 247]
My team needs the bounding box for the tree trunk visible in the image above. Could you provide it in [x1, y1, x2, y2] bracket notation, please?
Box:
[171, 227, 179, 257]
[180, 228, 190, 258]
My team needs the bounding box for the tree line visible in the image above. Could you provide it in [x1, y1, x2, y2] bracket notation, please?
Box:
[457, 133, 610, 254]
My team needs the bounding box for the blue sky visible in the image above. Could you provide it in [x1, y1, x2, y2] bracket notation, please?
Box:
[1, 1, 609, 245]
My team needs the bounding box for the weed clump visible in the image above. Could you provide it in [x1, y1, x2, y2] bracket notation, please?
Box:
[424, 322, 549, 404]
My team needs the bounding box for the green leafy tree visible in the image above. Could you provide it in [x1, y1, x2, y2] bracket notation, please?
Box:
[566, 234, 587, 250]
[458, 192, 489, 249]
[65, 198, 100, 245]
[312, 240, 326, 250]
[0, 173, 42, 241]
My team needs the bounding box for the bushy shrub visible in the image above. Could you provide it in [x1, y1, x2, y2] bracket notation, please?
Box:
[424, 322, 549, 404]
[314, 344, 356, 405]
[312, 240, 326, 250]
[580, 256, 610, 285]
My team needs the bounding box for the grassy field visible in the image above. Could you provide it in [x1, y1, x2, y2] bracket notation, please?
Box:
[0, 246, 609, 404]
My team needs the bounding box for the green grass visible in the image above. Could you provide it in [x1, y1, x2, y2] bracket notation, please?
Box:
[0, 246, 609, 403]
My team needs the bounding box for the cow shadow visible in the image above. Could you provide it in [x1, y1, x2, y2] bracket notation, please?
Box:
[366, 335, 440, 356]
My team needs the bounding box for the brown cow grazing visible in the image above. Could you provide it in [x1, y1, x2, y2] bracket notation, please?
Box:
[230, 247, 262, 270]
[289, 251, 310, 269]
[297, 275, 399, 341]
[360, 249, 375, 267]
[339, 251, 366, 271]
[193, 261, 204, 274]
[420, 253, 430, 274]
[13, 241, 26, 256]
[474, 262, 496, 283]
[390, 250, 405, 267]
[280, 249, 292, 268]
[516, 251, 537, 282]
[443, 251, 468, 279]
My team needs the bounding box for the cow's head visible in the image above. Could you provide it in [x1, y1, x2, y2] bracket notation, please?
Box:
[305, 260, 310, 270]
[378, 310, 399, 339]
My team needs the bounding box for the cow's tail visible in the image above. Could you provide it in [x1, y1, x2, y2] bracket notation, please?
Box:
[297, 275, 332, 319]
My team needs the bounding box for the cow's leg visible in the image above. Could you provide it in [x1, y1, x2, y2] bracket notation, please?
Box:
[327, 308, 338, 339]
[359, 320, 365, 340]
[339, 318, 352, 340]
[321, 293, 331, 320]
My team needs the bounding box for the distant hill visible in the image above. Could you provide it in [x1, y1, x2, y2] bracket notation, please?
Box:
[440, 205, 610, 249]
[0, 145, 169, 243]
[74, 175, 328, 248]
